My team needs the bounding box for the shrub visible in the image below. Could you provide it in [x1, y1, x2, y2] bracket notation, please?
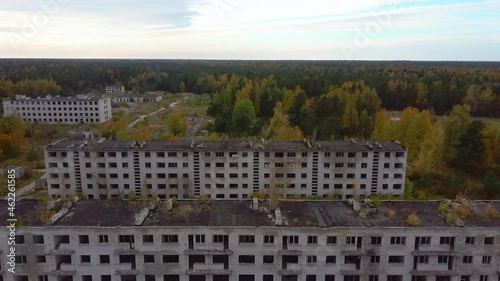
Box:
[292, 217, 299, 223]
[388, 210, 396, 217]
[407, 213, 421, 226]
[485, 205, 499, 218]
[305, 220, 312, 226]
[438, 202, 449, 213]
[446, 212, 459, 225]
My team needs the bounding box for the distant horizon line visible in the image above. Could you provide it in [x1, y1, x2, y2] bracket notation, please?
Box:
[1, 57, 500, 63]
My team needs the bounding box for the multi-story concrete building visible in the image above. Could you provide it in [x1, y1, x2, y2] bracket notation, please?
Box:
[44, 139, 407, 200]
[0, 199, 499, 281]
[106, 85, 126, 94]
[2, 95, 112, 124]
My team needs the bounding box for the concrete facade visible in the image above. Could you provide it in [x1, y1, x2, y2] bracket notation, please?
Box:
[2, 95, 112, 124]
[106, 86, 125, 94]
[0, 200, 499, 281]
[44, 140, 407, 200]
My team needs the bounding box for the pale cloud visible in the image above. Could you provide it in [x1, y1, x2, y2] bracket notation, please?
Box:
[0, 0, 499, 60]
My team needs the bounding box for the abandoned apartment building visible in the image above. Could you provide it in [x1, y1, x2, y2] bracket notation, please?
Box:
[0, 199, 498, 281]
[44, 139, 407, 200]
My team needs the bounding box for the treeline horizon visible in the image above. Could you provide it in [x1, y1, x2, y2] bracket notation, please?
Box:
[0, 59, 499, 117]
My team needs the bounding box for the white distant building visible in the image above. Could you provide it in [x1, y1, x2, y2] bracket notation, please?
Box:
[2, 95, 112, 124]
[105, 85, 125, 94]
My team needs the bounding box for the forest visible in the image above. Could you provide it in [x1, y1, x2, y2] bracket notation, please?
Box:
[0, 59, 499, 117]
[0, 59, 498, 199]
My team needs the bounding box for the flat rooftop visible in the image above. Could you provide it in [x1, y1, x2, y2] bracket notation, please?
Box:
[46, 139, 406, 152]
[4, 95, 108, 102]
[1, 199, 499, 228]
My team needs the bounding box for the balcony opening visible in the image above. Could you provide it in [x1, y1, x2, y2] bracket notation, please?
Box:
[412, 276, 427, 281]
[213, 255, 229, 269]
[282, 255, 298, 269]
[82, 276, 92, 281]
[189, 277, 205, 281]
[55, 255, 72, 270]
[119, 255, 136, 270]
[282, 276, 298, 281]
[238, 255, 255, 264]
[54, 235, 70, 249]
[188, 255, 205, 269]
[145, 276, 155, 281]
[213, 277, 229, 281]
[345, 256, 361, 270]
[436, 278, 451, 281]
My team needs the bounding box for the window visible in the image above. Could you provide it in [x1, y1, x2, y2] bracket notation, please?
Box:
[118, 235, 134, 243]
[210, 235, 223, 243]
[484, 237, 494, 245]
[238, 255, 255, 264]
[482, 256, 491, 264]
[143, 235, 154, 244]
[33, 235, 44, 244]
[344, 276, 360, 281]
[36, 255, 46, 263]
[440, 237, 452, 245]
[264, 235, 274, 244]
[80, 255, 91, 263]
[327, 236, 337, 244]
[307, 236, 318, 244]
[326, 256, 336, 264]
[345, 236, 356, 245]
[385, 152, 391, 157]
[390, 236, 406, 245]
[370, 256, 380, 263]
[195, 235, 205, 243]
[239, 235, 255, 243]
[326, 276, 336, 281]
[438, 255, 449, 264]
[144, 255, 155, 263]
[460, 276, 470, 281]
[387, 276, 403, 281]
[79, 235, 89, 244]
[418, 236, 431, 245]
[369, 276, 378, 281]
[99, 255, 110, 264]
[263, 255, 274, 264]
[465, 237, 475, 245]
[163, 255, 179, 263]
[307, 255, 317, 263]
[418, 256, 429, 264]
[15, 255, 27, 263]
[98, 235, 109, 243]
[370, 236, 382, 245]
[285, 235, 299, 244]
[15, 235, 25, 244]
[479, 276, 488, 281]
[463, 256, 473, 264]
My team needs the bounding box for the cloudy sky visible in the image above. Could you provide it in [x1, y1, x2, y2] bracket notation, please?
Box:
[1, 0, 499, 60]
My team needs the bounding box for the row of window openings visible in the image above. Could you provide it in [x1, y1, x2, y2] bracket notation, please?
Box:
[11, 100, 101, 105]
[15, 234, 495, 247]
[47, 151, 405, 159]
[21, 110, 100, 115]
[23, 118, 101, 123]
[14, 254, 493, 268]
[10, 275, 498, 281]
